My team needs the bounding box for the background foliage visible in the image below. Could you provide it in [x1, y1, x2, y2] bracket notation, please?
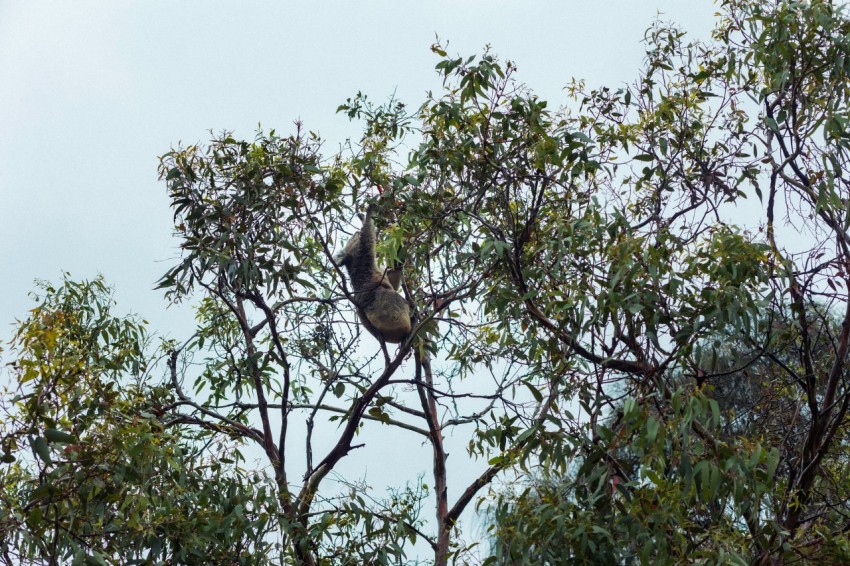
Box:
[3, 1, 850, 564]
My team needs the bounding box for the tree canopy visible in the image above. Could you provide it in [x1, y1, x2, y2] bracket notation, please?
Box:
[3, 1, 850, 564]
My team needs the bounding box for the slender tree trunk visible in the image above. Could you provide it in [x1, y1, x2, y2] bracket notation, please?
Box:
[416, 347, 449, 565]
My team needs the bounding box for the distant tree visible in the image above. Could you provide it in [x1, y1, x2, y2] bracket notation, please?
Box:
[0, 278, 279, 564]
[3, 0, 850, 564]
[485, 0, 850, 562]
[488, 304, 850, 564]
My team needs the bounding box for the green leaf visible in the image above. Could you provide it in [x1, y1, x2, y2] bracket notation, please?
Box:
[523, 381, 543, 403]
[30, 436, 52, 465]
[763, 116, 779, 132]
[645, 417, 659, 444]
[368, 406, 390, 425]
[44, 428, 77, 444]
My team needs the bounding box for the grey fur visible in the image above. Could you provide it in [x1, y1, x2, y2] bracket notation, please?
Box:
[334, 207, 411, 344]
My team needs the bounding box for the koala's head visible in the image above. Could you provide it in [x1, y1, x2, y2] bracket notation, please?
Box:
[333, 232, 361, 267]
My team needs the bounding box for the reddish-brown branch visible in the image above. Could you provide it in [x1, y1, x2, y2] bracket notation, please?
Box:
[524, 299, 652, 375]
[297, 344, 410, 516]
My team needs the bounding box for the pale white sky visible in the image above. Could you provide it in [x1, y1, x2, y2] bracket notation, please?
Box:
[0, 0, 718, 556]
[0, 1, 716, 333]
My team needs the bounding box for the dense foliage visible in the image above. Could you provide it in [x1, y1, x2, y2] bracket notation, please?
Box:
[3, 1, 850, 563]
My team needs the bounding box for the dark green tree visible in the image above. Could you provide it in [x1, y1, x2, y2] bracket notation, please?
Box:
[0, 278, 279, 564]
[487, 1, 850, 562]
[3, 1, 850, 564]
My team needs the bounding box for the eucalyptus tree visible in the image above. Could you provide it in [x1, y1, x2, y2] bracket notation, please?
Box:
[3, 1, 850, 564]
[486, 0, 850, 562]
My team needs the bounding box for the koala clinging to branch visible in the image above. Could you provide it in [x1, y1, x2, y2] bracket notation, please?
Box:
[333, 205, 411, 344]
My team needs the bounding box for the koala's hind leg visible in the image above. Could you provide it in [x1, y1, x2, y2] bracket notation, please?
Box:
[363, 293, 411, 344]
[357, 308, 392, 365]
[385, 268, 403, 291]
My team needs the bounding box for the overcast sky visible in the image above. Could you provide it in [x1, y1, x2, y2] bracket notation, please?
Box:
[0, 1, 717, 333]
[0, 0, 718, 555]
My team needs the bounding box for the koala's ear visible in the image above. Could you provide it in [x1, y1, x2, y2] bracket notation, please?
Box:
[334, 232, 361, 266]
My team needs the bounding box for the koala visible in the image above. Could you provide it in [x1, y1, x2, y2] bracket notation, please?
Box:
[333, 206, 411, 344]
